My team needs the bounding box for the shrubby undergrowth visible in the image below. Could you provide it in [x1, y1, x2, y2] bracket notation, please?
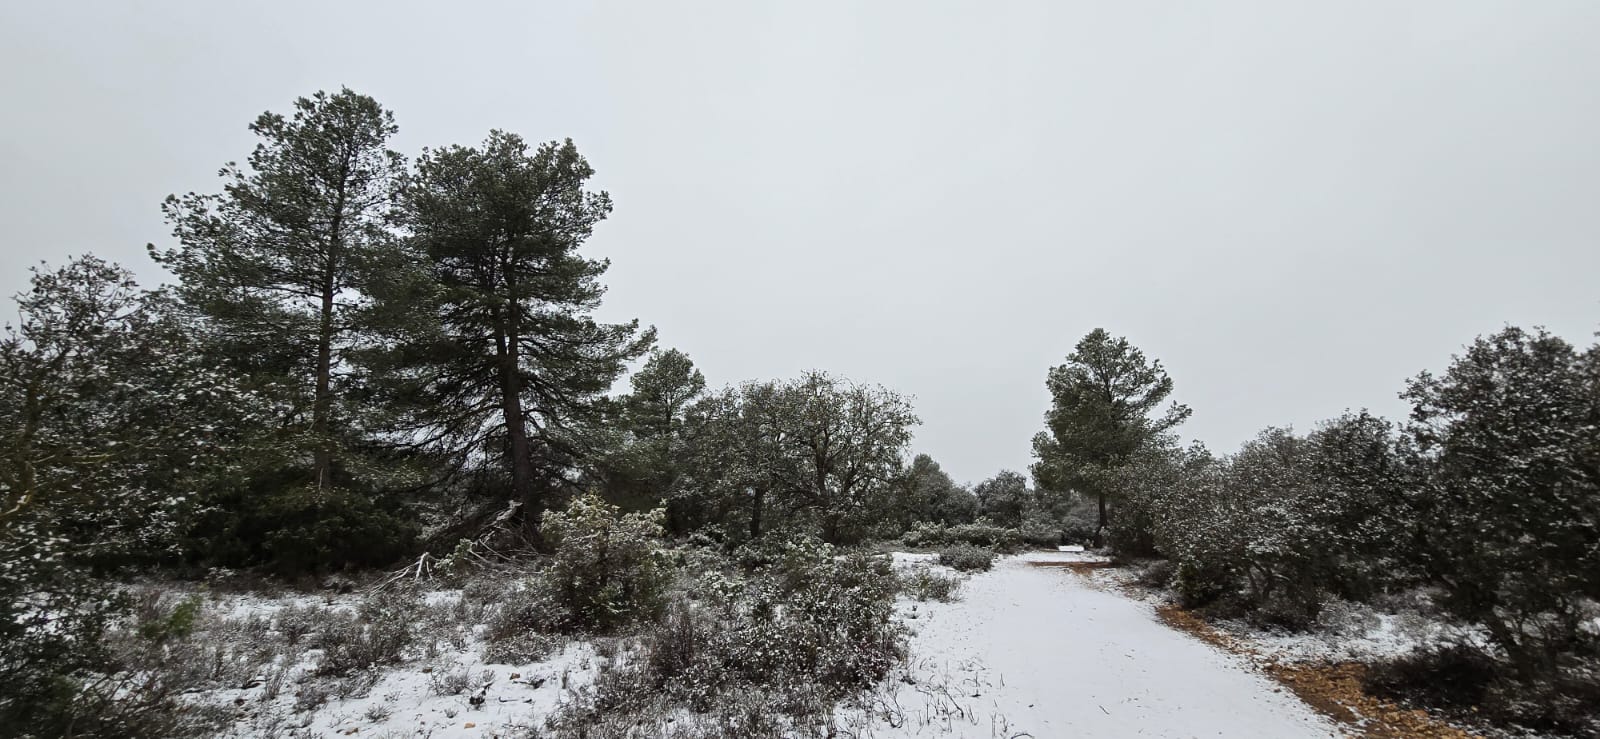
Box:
[898, 566, 963, 602]
[540, 494, 670, 633]
[936, 543, 997, 573]
[902, 519, 1022, 552]
[1104, 326, 1600, 736]
[542, 537, 907, 737]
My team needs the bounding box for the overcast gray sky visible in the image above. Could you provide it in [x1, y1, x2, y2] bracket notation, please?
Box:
[3, 1, 1597, 485]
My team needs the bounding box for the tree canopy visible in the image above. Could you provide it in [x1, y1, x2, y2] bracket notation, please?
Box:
[368, 132, 654, 529]
[1031, 328, 1190, 545]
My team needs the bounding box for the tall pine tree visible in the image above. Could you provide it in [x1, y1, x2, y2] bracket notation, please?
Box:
[1032, 328, 1190, 547]
[151, 88, 404, 489]
[372, 132, 653, 531]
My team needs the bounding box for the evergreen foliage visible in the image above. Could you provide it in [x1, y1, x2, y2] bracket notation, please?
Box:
[595, 348, 707, 517]
[1400, 327, 1600, 680]
[368, 132, 654, 530]
[1032, 329, 1191, 546]
[152, 88, 404, 491]
[539, 493, 670, 632]
[676, 372, 918, 544]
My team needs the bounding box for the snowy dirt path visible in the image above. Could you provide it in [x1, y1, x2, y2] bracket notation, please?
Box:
[858, 552, 1342, 738]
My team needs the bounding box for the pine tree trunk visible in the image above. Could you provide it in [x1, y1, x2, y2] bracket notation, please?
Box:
[495, 308, 539, 533]
[312, 267, 336, 489]
[312, 173, 348, 490]
[1095, 491, 1107, 548]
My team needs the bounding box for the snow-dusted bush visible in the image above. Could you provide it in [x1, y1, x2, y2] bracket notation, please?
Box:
[547, 536, 906, 735]
[899, 566, 962, 602]
[481, 581, 566, 663]
[1136, 425, 1389, 626]
[0, 556, 129, 737]
[540, 493, 671, 633]
[428, 666, 492, 696]
[313, 588, 418, 676]
[0, 586, 256, 738]
[1017, 515, 1065, 548]
[945, 519, 1022, 551]
[1399, 327, 1600, 681]
[900, 521, 946, 548]
[0, 258, 258, 737]
[902, 518, 1022, 552]
[746, 539, 905, 690]
[936, 543, 996, 572]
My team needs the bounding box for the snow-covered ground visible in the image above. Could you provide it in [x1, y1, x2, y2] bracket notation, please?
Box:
[177, 552, 1372, 738]
[172, 587, 606, 738]
[853, 551, 1342, 738]
[1078, 565, 1482, 666]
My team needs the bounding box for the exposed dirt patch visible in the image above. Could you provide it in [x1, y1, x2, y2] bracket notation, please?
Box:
[1025, 560, 1116, 575]
[1153, 602, 1478, 739]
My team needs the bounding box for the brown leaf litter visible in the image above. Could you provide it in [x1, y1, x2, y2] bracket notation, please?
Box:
[1026, 560, 1116, 575]
[1152, 602, 1479, 739]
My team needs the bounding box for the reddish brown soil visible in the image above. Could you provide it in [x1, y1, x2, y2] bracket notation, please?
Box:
[1152, 603, 1479, 739]
[1025, 560, 1117, 575]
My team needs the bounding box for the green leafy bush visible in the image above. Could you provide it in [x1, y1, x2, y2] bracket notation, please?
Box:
[937, 543, 996, 572]
[540, 493, 671, 633]
[185, 476, 419, 576]
[902, 518, 1022, 552]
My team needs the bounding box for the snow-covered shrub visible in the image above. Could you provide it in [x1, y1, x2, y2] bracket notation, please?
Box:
[0, 259, 264, 737]
[899, 566, 962, 602]
[275, 602, 323, 647]
[429, 666, 492, 696]
[1133, 425, 1397, 627]
[741, 540, 904, 691]
[1106, 440, 1206, 557]
[0, 554, 128, 737]
[1154, 430, 1333, 624]
[481, 581, 566, 663]
[1398, 327, 1600, 683]
[1135, 559, 1177, 589]
[902, 518, 1022, 552]
[1017, 515, 1064, 548]
[937, 543, 996, 572]
[945, 519, 1022, 551]
[731, 532, 796, 571]
[0, 583, 253, 738]
[540, 493, 671, 633]
[899, 521, 946, 548]
[548, 536, 906, 735]
[313, 589, 418, 676]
